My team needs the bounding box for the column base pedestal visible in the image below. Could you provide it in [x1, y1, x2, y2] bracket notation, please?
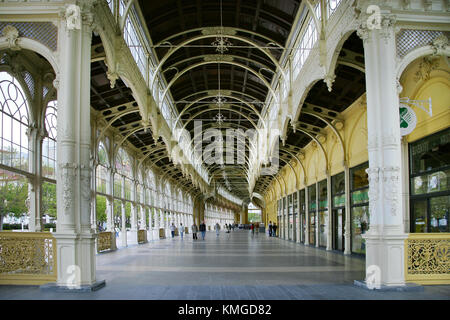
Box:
[354, 280, 423, 292]
[40, 280, 106, 292]
[127, 230, 138, 245]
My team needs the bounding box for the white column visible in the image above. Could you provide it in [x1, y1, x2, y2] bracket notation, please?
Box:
[344, 165, 351, 255]
[315, 182, 319, 248]
[105, 195, 116, 251]
[140, 205, 146, 230]
[106, 168, 115, 231]
[128, 180, 138, 245]
[105, 196, 114, 231]
[326, 173, 332, 251]
[121, 200, 127, 247]
[54, 5, 99, 288]
[154, 208, 159, 229]
[357, 13, 407, 287]
[159, 209, 164, 229]
[90, 159, 97, 231]
[27, 126, 45, 232]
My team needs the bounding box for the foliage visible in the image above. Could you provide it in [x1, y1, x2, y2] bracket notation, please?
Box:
[43, 223, 56, 231]
[2, 223, 28, 230]
[42, 182, 57, 218]
[248, 211, 262, 222]
[0, 182, 28, 219]
[96, 195, 107, 223]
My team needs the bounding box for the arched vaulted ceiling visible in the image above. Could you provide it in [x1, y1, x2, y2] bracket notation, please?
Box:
[90, 1, 366, 205]
[138, 0, 302, 201]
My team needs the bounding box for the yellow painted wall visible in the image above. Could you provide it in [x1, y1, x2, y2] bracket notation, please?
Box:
[263, 55, 450, 225]
[264, 94, 368, 224]
[399, 55, 450, 143]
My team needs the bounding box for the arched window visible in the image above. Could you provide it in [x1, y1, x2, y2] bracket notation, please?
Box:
[0, 71, 30, 172]
[41, 100, 58, 221]
[114, 148, 132, 200]
[42, 100, 57, 179]
[96, 141, 109, 195]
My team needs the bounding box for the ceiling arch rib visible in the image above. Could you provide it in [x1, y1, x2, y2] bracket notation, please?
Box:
[137, 0, 302, 202]
[173, 92, 265, 134]
[161, 60, 279, 111]
[150, 31, 287, 92]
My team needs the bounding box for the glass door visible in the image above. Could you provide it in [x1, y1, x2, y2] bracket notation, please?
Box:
[300, 213, 305, 243]
[309, 213, 316, 245]
[333, 208, 344, 251]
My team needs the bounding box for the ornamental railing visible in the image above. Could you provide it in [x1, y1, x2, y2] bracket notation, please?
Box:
[0, 232, 57, 285]
[138, 230, 147, 243]
[97, 232, 115, 253]
[405, 233, 450, 285]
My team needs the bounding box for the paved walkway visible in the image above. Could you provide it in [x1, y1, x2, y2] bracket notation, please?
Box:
[1, 230, 449, 299]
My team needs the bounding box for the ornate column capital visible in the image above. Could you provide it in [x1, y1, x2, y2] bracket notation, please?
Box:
[60, 2, 97, 34]
[26, 122, 47, 141]
[355, 5, 398, 45]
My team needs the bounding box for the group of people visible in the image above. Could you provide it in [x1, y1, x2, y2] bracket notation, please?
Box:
[250, 223, 260, 236]
[169, 220, 278, 240]
[190, 221, 207, 240]
[169, 221, 235, 240]
[268, 221, 278, 237]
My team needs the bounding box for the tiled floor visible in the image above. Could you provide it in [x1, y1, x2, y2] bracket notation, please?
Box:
[0, 230, 449, 300]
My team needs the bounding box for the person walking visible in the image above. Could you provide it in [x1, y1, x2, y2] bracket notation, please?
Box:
[170, 223, 176, 238]
[214, 222, 220, 237]
[191, 223, 198, 240]
[199, 220, 207, 240]
[273, 223, 278, 237]
[179, 222, 184, 240]
[251, 223, 255, 236]
[268, 221, 273, 237]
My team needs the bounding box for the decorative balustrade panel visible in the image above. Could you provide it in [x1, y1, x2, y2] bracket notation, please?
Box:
[138, 230, 146, 243]
[0, 232, 57, 285]
[97, 232, 114, 252]
[405, 233, 450, 285]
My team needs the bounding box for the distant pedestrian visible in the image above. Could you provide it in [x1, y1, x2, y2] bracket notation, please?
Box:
[268, 221, 273, 237]
[273, 223, 278, 237]
[191, 223, 198, 240]
[199, 221, 207, 240]
[214, 222, 220, 237]
[251, 223, 255, 236]
[179, 223, 184, 240]
[170, 223, 176, 238]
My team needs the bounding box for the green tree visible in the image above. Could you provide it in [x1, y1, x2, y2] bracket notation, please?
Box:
[42, 182, 57, 218]
[96, 195, 107, 224]
[0, 181, 28, 230]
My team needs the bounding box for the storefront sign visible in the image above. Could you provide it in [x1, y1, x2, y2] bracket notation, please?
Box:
[333, 195, 345, 207]
[400, 105, 417, 136]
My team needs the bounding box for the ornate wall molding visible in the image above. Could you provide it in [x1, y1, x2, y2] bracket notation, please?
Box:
[2, 25, 20, 51]
[59, 162, 78, 213]
[80, 165, 91, 203]
[413, 56, 440, 82]
[366, 167, 379, 218]
[382, 166, 400, 217]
